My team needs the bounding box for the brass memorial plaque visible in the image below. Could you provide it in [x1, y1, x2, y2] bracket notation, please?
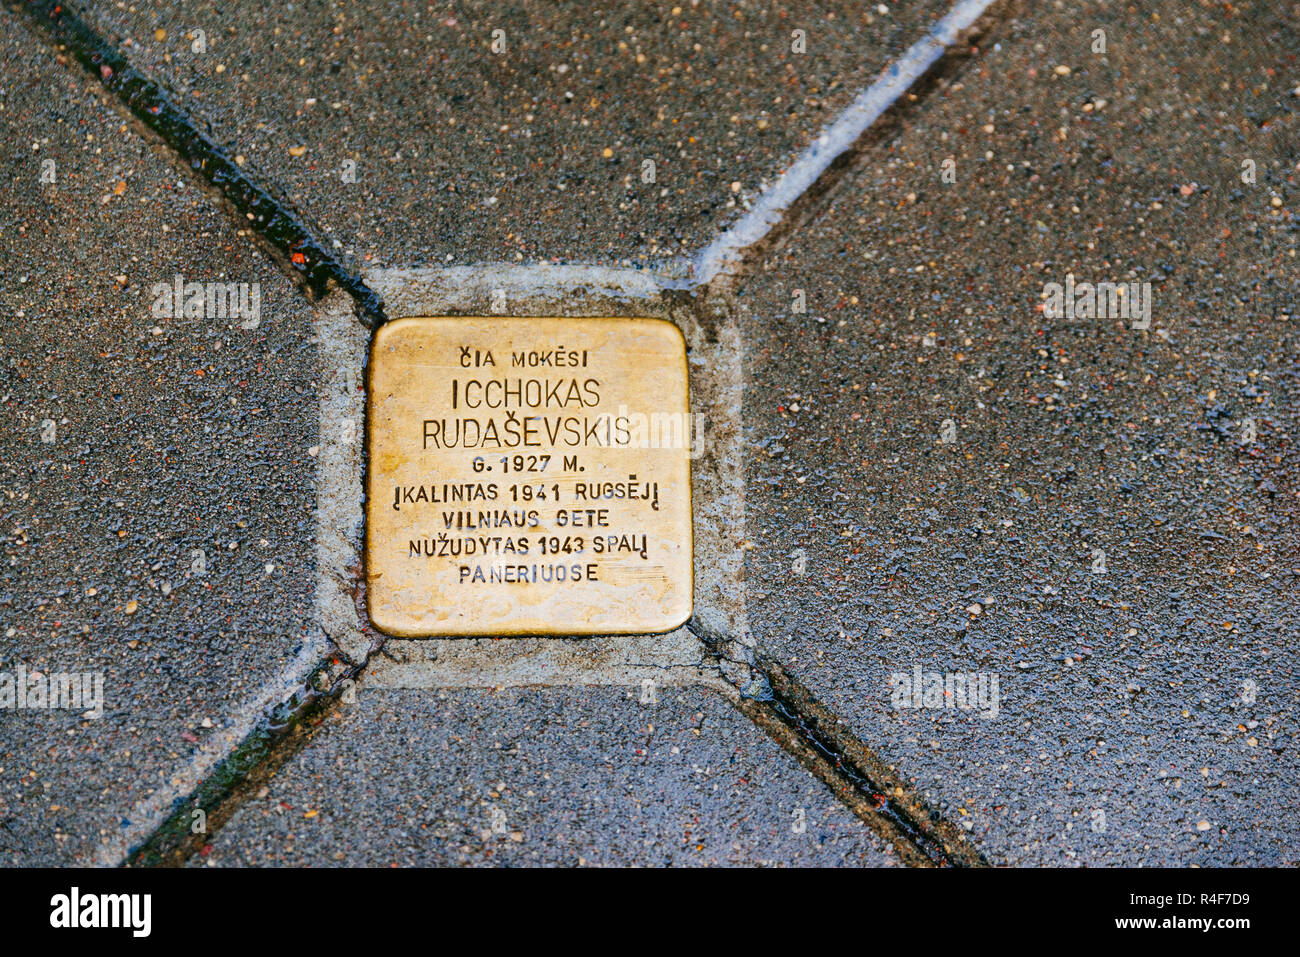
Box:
[366, 317, 693, 636]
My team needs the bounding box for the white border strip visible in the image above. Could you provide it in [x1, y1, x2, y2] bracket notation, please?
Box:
[362, 264, 739, 692]
[692, 0, 997, 284]
[374, 264, 668, 301]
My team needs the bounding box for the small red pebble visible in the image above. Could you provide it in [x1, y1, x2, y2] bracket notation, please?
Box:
[291, 252, 307, 265]
[100, 65, 113, 80]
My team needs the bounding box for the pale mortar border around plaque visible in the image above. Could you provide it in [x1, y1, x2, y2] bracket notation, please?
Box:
[317, 265, 749, 692]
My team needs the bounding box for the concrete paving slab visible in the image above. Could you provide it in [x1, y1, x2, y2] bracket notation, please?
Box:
[69, 0, 955, 273]
[190, 685, 897, 866]
[0, 7, 333, 864]
[734, 0, 1298, 865]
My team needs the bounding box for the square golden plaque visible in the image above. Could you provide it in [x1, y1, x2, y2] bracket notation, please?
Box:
[366, 317, 693, 636]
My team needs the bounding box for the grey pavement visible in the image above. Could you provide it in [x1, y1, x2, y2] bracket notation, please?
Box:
[736, 0, 1298, 865]
[68, 0, 953, 272]
[0, 4, 324, 865]
[192, 685, 895, 866]
[1, 0, 1295, 868]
